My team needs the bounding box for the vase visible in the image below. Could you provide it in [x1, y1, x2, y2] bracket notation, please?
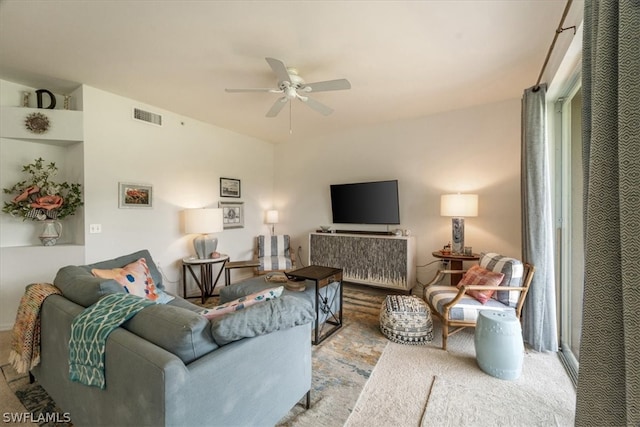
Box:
[39, 220, 62, 246]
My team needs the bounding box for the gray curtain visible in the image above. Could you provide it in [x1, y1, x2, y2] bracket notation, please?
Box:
[520, 84, 559, 352]
[575, 1, 640, 426]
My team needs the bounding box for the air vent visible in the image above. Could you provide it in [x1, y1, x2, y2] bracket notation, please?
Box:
[133, 108, 162, 126]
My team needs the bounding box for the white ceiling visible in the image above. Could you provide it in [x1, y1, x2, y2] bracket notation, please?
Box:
[0, 1, 583, 144]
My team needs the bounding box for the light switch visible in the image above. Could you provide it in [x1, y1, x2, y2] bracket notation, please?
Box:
[89, 224, 102, 234]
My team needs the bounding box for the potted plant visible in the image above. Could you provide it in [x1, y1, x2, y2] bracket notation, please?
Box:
[2, 157, 83, 245]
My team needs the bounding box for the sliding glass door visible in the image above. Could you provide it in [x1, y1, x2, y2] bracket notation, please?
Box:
[554, 81, 583, 384]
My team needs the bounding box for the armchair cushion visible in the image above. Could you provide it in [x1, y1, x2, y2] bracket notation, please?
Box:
[257, 235, 293, 272]
[479, 252, 524, 308]
[425, 285, 515, 322]
[456, 265, 505, 304]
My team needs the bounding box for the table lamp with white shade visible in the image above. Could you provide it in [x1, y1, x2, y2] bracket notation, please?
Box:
[440, 194, 478, 254]
[266, 209, 279, 235]
[184, 208, 224, 259]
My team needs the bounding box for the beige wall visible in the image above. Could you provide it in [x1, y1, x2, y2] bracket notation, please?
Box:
[0, 79, 523, 328]
[0, 81, 276, 328]
[274, 98, 523, 286]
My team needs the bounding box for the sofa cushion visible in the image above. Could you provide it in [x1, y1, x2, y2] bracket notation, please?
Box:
[210, 295, 315, 346]
[54, 250, 167, 308]
[85, 249, 165, 290]
[123, 303, 218, 364]
[91, 258, 174, 304]
[54, 265, 125, 307]
[220, 276, 314, 308]
[202, 286, 284, 319]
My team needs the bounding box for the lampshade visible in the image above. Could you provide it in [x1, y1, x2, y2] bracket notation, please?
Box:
[440, 194, 478, 217]
[184, 208, 224, 234]
[183, 208, 223, 259]
[266, 210, 279, 224]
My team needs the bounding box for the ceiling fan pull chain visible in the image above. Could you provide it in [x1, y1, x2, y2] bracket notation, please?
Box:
[289, 101, 293, 134]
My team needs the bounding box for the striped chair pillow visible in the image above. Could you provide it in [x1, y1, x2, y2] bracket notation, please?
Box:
[478, 252, 524, 308]
[257, 235, 292, 272]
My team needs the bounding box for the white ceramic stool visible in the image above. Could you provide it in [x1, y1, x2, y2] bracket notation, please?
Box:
[474, 310, 524, 380]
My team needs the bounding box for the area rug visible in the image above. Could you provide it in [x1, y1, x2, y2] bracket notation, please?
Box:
[3, 284, 391, 427]
[276, 284, 390, 426]
[1, 362, 68, 427]
[345, 326, 576, 427]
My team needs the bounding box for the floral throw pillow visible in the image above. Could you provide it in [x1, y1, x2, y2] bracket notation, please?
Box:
[201, 286, 284, 320]
[92, 258, 173, 303]
[456, 264, 505, 304]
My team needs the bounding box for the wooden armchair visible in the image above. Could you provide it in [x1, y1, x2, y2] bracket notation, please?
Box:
[423, 252, 535, 350]
[253, 234, 296, 275]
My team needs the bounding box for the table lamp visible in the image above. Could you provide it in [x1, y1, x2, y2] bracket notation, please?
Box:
[266, 209, 279, 235]
[440, 194, 478, 254]
[184, 208, 224, 259]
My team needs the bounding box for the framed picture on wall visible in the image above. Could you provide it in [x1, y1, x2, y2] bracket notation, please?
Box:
[118, 182, 153, 208]
[220, 177, 241, 198]
[219, 201, 244, 229]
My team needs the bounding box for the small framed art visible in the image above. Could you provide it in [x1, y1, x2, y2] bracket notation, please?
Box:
[219, 201, 244, 229]
[119, 182, 153, 208]
[220, 177, 241, 198]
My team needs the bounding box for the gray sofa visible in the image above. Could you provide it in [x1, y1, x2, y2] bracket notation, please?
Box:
[31, 249, 315, 427]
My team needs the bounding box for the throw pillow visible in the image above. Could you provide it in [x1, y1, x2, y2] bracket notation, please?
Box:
[456, 265, 505, 304]
[92, 258, 174, 303]
[201, 286, 284, 320]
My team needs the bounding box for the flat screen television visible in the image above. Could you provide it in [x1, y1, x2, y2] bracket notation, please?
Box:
[330, 180, 400, 225]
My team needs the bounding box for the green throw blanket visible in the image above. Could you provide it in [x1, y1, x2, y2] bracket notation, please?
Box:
[69, 293, 155, 389]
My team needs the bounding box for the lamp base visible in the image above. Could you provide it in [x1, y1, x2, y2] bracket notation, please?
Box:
[193, 234, 218, 259]
[451, 217, 465, 254]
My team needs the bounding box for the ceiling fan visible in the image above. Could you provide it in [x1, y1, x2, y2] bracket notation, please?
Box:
[225, 57, 351, 118]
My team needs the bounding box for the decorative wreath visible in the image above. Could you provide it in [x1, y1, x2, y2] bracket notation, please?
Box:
[24, 112, 50, 134]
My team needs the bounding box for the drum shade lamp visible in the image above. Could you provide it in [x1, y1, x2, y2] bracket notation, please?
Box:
[184, 208, 224, 259]
[440, 194, 478, 254]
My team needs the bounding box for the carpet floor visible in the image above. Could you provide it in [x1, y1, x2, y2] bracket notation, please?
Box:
[345, 324, 576, 427]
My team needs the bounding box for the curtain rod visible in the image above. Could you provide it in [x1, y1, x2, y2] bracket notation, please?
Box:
[533, 0, 576, 92]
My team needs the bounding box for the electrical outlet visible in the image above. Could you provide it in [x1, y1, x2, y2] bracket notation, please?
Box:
[89, 224, 102, 234]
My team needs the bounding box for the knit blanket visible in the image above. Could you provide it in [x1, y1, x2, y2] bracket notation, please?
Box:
[69, 293, 155, 389]
[9, 283, 62, 374]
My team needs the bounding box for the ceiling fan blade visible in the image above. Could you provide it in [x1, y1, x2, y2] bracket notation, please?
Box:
[265, 57, 291, 84]
[266, 97, 288, 117]
[302, 78, 351, 93]
[300, 96, 334, 116]
[225, 88, 282, 93]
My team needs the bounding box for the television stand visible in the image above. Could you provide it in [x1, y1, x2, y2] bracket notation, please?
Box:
[309, 232, 416, 292]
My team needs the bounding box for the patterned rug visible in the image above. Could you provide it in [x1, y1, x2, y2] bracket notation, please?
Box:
[5, 284, 392, 426]
[1, 362, 68, 427]
[277, 284, 391, 426]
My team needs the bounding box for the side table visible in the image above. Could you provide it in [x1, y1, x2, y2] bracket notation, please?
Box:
[430, 251, 480, 285]
[224, 260, 260, 286]
[182, 255, 229, 303]
[286, 265, 343, 345]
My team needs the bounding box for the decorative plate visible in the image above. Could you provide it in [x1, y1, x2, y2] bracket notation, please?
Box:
[24, 112, 50, 134]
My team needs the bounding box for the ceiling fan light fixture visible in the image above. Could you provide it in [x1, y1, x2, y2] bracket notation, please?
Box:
[225, 57, 351, 119]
